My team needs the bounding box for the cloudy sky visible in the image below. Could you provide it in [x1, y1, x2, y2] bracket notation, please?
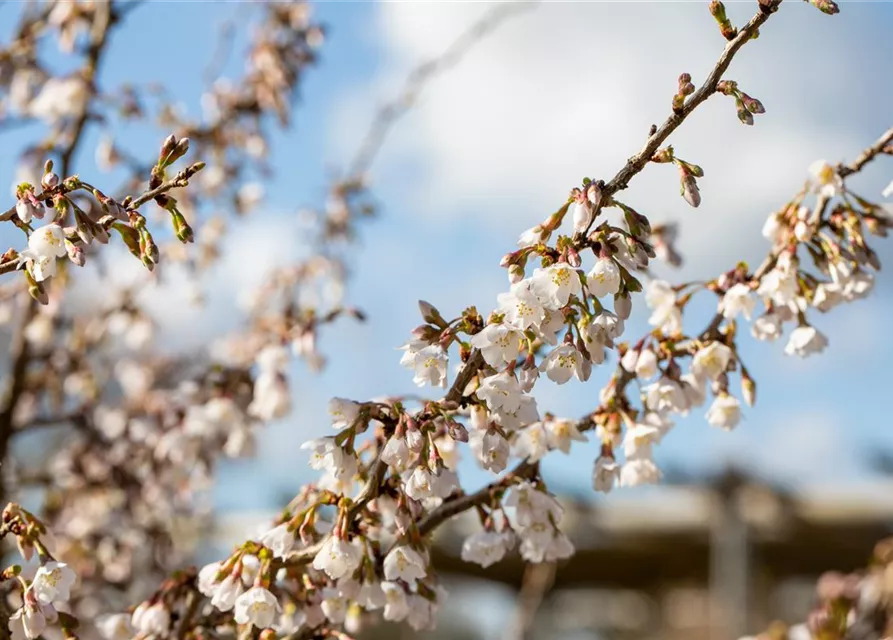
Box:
[3, 0, 893, 514]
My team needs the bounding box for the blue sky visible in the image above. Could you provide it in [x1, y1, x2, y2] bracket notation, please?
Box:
[3, 1, 893, 516]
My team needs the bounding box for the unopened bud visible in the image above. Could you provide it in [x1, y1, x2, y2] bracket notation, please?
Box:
[741, 373, 756, 407]
[614, 292, 632, 319]
[508, 263, 525, 284]
[41, 172, 59, 189]
[418, 300, 447, 327]
[159, 134, 177, 162]
[28, 282, 49, 306]
[566, 247, 581, 268]
[65, 240, 86, 267]
[737, 103, 754, 126]
[448, 421, 469, 443]
[679, 170, 701, 208]
[807, 0, 839, 14]
[170, 209, 194, 243]
[742, 94, 765, 114]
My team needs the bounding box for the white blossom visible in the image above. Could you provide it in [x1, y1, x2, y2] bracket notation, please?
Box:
[131, 602, 170, 636]
[234, 587, 281, 629]
[719, 283, 756, 320]
[622, 422, 661, 460]
[762, 211, 785, 244]
[620, 457, 662, 487]
[587, 257, 621, 298]
[471, 430, 510, 473]
[461, 530, 513, 568]
[96, 614, 132, 640]
[572, 200, 593, 235]
[497, 280, 546, 330]
[505, 482, 562, 527]
[470, 323, 522, 367]
[751, 312, 783, 341]
[383, 545, 427, 583]
[539, 343, 587, 384]
[381, 435, 412, 471]
[260, 523, 296, 559]
[517, 224, 548, 248]
[645, 280, 682, 334]
[512, 422, 549, 462]
[320, 588, 347, 624]
[545, 418, 588, 454]
[784, 326, 828, 358]
[691, 342, 733, 382]
[329, 397, 361, 429]
[531, 264, 582, 308]
[808, 159, 843, 198]
[402, 344, 448, 388]
[381, 582, 410, 622]
[210, 574, 243, 612]
[706, 395, 742, 431]
[644, 377, 688, 414]
[621, 348, 658, 380]
[477, 373, 523, 414]
[592, 456, 620, 493]
[312, 536, 363, 580]
[31, 561, 76, 604]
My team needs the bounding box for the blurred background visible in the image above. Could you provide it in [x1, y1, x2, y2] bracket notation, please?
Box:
[4, 1, 893, 638]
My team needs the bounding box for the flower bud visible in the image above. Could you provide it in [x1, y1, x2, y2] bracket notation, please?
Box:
[614, 292, 632, 319]
[741, 372, 756, 407]
[737, 103, 754, 126]
[679, 170, 701, 208]
[572, 200, 593, 235]
[42, 172, 59, 189]
[66, 240, 86, 267]
[418, 300, 446, 327]
[807, 0, 839, 14]
[508, 264, 525, 284]
[447, 421, 469, 443]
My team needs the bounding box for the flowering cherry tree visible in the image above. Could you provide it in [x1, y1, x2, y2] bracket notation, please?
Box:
[2, 1, 893, 639]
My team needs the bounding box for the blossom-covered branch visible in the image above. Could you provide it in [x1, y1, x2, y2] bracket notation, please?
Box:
[80, 2, 893, 640]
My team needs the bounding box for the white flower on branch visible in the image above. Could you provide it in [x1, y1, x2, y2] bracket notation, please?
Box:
[784, 325, 829, 358]
[545, 417, 588, 454]
[705, 394, 742, 431]
[401, 344, 448, 388]
[31, 561, 76, 604]
[497, 280, 547, 331]
[620, 347, 658, 380]
[131, 602, 170, 636]
[531, 264, 582, 308]
[539, 343, 589, 384]
[517, 224, 548, 248]
[620, 456, 662, 488]
[260, 523, 297, 559]
[757, 258, 798, 307]
[19, 223, 68, 282]
[751, 311, 784, 341]
[461, 530, 514, 568]
[623, 422, 662, 460]
[809, 159, 843, 198]
[718, 283, 756, 320]
[381, 582, 410, 622]
[506, 481, 563, 528]
[477, 372, 523, 414]
[470, 430, 510, 473]
[587, 257, 621, 298]
[321, 588, 348, 624]
[691, 341, 733, 382]
[469, 323, 522, 367]
[645, 279, 682, 334]
[383, 545, 427, 583]
[95, 613, 132, 640]
[512, 422, 549, 462]
[645, 376, 689, 415]
[210, 574, 244, 612]
[313, 536, 363, 581]
[234, 587, 281, 629]
[329, 397, 362, 429]
[592, 456, 620, 493]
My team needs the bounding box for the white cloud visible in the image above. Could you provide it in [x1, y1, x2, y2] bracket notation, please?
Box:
[330, 1, 893, 278]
